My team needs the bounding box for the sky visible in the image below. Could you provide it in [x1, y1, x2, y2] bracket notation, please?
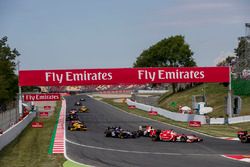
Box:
[0, 0, 249, 70]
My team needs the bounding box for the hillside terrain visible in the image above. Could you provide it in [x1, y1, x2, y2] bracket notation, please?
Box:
[159, 83, 250, 118]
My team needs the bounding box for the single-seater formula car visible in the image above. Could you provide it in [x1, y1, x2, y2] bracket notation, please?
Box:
[78, 106, 88, 113]
[75, 101, 82, 106]
[138, 125, 155, 137]
[152, 129, 203, 143]
[104, 127, 139, 139]
[68, 120, 87, 131]
[80, 98, 86, 101]
[237, 131, 250, 143]
[66, 113, 79, 121]
[69, 109, 77, 114]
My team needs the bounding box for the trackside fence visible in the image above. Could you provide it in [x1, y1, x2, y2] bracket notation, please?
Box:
[0, 112, 36, 151]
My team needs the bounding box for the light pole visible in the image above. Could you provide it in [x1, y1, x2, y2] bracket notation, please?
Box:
[227, 66, 232, 118]
[17, 60, 22, 117]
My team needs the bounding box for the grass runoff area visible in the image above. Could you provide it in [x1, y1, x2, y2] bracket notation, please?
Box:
[102, 97, 250, 138]
[159, 83, 250, 118]
[0, 101, 66, 167]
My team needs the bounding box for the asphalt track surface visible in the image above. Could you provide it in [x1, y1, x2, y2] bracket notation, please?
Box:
[65, 95, 250, 167]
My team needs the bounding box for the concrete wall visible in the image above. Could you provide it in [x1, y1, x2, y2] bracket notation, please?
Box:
[210, 118, 225, 124]
[137, 90, 169, 94]
[131, 94, 160, 107]
[209, 116, 250, 124]
[0, 112, 36, 151]
[126, 99, 207, 124]
[228, 115, 250, 124]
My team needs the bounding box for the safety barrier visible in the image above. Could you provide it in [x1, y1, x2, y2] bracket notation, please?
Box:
[228, 115, 250, 124]
[209, 116, 250, 124]
[126, 99, 207, 124]
[99, 90, 132, 94]
[210, 118, 225, 124]
[137, 90, 169, 94]
[127, 99, 250, 125]
[0, 112, 36, 151]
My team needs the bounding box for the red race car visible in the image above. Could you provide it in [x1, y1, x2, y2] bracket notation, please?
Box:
[237, 131, 250, 143]
[152, 129, 203, 143]
[138, 125, 155, 137]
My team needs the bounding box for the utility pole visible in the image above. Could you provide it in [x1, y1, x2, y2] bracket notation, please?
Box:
[17, 60, 22, 117]
[227, 66, 232, 118]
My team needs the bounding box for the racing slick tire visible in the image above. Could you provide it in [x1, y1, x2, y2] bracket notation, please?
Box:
[152, 135, 160, 141]
[180, 136, 187, 142]
[104, 131, 112, 137]
[240, 136, 249, 143]
[118, 133, 125, 139]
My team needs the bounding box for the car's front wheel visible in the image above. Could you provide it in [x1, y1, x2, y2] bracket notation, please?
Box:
[180, 136, 187, 142]
[240, 136, 249, 143]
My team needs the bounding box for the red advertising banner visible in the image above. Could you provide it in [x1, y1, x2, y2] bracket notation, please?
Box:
[44, 106, 51, 110]
[128, 105, 136, 109]
[189, 121, 201, 127]
[31, 122, 44, 128]
[23, 93, 61, 101]
[148, 111, 158, 116]
[39, 112, 49, 117]
[18, 67, 230, 86]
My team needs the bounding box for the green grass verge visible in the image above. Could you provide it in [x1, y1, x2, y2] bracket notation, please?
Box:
[63, 160, 90, 167]
[102, 98, 250, 138]
[0, 101, 66, 167]
[159, 83, 250, 117]
[48, 105, 62, 155]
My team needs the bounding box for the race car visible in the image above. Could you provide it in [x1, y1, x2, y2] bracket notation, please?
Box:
[152, 129, 203, 143]
[66, 113, 79, 121]
[104, 127, 139, 139]
[68, 120, 87, 131]
[138, 125, 155, 137]
[237, 131, 250, 143]
[75, 101, 82, 106]
[80, 98, 86, 101]
[69, 109, 77, 114]
[78, 105, 88, 112]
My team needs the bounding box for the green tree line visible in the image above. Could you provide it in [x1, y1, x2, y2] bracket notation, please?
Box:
[133, 35, 196, 93]
[0, 36, 19, 111]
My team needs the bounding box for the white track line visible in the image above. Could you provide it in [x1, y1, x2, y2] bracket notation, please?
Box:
[65, 138, 219, 156]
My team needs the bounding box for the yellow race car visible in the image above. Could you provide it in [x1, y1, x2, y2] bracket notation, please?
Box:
[78, 105, 88, 112]
[68, 120, 87, 131]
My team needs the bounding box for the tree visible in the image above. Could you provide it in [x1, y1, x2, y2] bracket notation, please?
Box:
[216, 56, 235, 67]
[133, 35, 196, 92]
[234, 37, 247, 59]
[234, 37, 250, 75]
[0, 36, 20, 108]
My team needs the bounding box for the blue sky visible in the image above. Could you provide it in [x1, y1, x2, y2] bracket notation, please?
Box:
[0, 0, 249, 70]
